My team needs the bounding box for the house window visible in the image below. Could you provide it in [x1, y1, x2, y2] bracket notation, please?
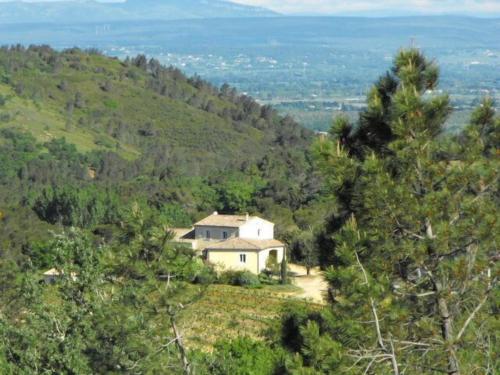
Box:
[223, 231, 228, 239]
[257, 229, 261, 237]
[240, 254, 247, 263]
[206, 230, 211, 239]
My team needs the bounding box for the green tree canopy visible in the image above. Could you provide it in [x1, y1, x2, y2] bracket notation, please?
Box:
[309, 48, 499, 374]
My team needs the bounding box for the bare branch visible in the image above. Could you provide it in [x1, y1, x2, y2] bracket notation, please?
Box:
[389, 335, 400, 375]
[370, 299, 386, 351]
[456, 275, 496, 342]
[383, 339, 433, 347]
[402, 229, 426, 240]
[393, 290, 436, 298]
[170, 312, 192, 375]
[363, 357, 377, 375]
[354, 251, 386, 351]
[355, 250, 369, 285]
[425, 218, 436, 240]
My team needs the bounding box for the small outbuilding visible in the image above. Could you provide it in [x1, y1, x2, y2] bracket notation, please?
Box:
[43, 268, 77, 284]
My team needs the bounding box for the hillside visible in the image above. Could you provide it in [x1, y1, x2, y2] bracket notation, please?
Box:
[0, 45, 320, 259]
[0, 46, 310, 171]
[0, 0, 278, 24]
[0, 45, 328, 374]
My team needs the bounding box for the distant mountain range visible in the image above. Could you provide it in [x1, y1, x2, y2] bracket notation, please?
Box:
[0, 0, 278, 24]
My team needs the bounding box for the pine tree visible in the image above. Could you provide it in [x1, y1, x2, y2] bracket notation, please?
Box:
[0, 230, 104, 373]
[1, 207, 206, 374]
[313, 49, 499, 374]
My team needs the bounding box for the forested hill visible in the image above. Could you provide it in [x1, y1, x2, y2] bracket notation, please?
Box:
[0, 0, 278, 24]
[0, 45, 311, 171]
[0, 45, 319, 258]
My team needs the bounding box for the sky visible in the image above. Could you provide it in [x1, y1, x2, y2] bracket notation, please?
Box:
[232, 0, 500, 16]
[1, 0, 499, 16]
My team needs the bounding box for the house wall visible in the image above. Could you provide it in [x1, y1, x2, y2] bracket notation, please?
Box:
[194, 226, 238, 241]
[44, 275, 58, 284]
[239, 218, 274, 240]
[257, 247, 285, 273]
[207, 247, 285, 274]
[207, 250, 259, 274]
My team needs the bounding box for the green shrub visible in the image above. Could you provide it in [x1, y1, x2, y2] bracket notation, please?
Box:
[193, 265, 218, 285]
[159, 203, 192, 227]
[194, 337, 285, 375]
[94, 137, 114, 148]
[219, 270, 261, 287]
[103, 99, 118, 109]
[258, 272, 279, 285]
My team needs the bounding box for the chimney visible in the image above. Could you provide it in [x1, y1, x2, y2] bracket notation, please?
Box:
[213, 211, 218, 216]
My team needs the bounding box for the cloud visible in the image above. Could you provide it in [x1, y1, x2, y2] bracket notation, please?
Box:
[231, 0, 500, 15]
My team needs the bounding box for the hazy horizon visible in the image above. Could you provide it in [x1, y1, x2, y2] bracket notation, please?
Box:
[1, 0, 500, 17]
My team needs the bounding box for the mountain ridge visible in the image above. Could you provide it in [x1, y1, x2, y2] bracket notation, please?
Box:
[0, 0, 279, 24]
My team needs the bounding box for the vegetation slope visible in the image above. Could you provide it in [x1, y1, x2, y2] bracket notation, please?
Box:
[0, 45, 325, 261]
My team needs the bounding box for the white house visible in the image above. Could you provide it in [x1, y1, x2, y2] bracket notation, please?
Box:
[174, 212, 285, 274]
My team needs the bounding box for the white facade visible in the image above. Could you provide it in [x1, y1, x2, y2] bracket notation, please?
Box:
[239, 218, 274, 240]
[257, 247, 284, 272]
[194, 217, 274, 243]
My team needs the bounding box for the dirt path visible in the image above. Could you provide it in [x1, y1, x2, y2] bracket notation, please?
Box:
[288, 264, 328, 304]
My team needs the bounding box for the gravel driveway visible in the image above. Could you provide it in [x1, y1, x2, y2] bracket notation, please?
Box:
[288, 264, 328, 304]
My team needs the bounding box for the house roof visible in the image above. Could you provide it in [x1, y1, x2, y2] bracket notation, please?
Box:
[194, 212, 273, 228]
[205, 238, 284, 251]
[43, 268, 61, 276]
[171, 228, 195, 240]
[43, 268, 77, 277]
